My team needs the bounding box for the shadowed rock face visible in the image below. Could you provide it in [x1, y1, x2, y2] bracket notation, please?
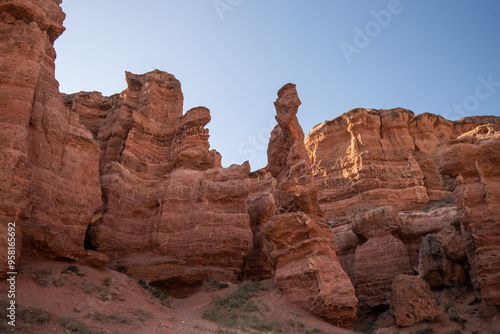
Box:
[436, 124, 500, 306]
[0, 0, 102, 271]
[263, 83, 358, 327]
[66, 70, 253, 288]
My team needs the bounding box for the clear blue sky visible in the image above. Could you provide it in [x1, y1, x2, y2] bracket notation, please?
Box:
[55, 0, 500, 170]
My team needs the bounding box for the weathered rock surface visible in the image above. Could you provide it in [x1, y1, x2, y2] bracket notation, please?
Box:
[263, 83, 357, 326]
[241, 168, 275, 280]
[398, 206, 460, 267]
[417, 234, 467, 289]
[66, 70, 253, 290]
[352, 206, 401, 240]
[305, 109, 500, 308]
[354, 234, 413, 309]
[0, 0, 102, 270]
[305, 109, 499, 220]
[436, 124, 500, 305]
[390, 274, 444, 327]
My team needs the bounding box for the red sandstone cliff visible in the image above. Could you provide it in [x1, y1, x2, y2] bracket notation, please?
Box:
[305, 108, 500, 309]
[1, 0, 500, 331]
[436, 124, 500, 306]
[0, 0, 102, 275]
[64, 71, 253, 295]
[262, 83, 358, 327]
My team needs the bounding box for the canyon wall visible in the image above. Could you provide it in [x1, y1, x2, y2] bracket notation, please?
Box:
[305, 108, 500, 308]
[0, 0, 102, 275]
[1, 0, 500, 328]
[436, 124, 500, 305]
[64, 71, 253, 295]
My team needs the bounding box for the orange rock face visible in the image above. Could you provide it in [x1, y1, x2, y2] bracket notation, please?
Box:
[305, 109, 499, 219]
[64, 70, 253, 291]
[262, 84, 357, 327]
[0, 0, 102, 269]
[436, 124, 500, 306]
[305, 109, 500, 308]
[390, 274, 444, 327]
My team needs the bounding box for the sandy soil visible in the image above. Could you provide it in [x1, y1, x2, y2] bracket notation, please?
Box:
[1, 260, 499, 334]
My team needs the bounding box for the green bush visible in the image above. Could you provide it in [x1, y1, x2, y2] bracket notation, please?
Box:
[203, 280, 281, 333]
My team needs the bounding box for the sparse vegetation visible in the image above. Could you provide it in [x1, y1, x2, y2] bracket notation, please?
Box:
[33, 267, 64, 287]
[88, 311, 133, 324]
[60, 315, 93, 334]
[203, 280, 282, 333]
[137, 279, 172, 306]
[288, 316, 306, 329]
[18, 306, 52, 324]
[132, 308, 154, 323]
[215, 327, 237, 334]
[83, 282, 96, 294]
[101, 273, 113, 287]
[203, 276, 229, 291]
[62, 264, 86, 277]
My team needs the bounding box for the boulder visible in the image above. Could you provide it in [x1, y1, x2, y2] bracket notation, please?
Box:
[354, 234, 413, 309]
[390, 274, 444, 327]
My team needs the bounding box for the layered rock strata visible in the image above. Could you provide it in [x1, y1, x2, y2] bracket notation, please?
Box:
[436, 124, 500, 305]
[0, 0, 102, 272]
[262, 83, 357, 326]
[241, 168, 275, 280]
[65, 71, 253, 294]
[305, 109, 500, 308]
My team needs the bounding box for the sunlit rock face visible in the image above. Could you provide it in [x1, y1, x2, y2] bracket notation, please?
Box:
[65, 70, 253, 293]
[305, 108, 500, 308]
[262, 83, 358, 327]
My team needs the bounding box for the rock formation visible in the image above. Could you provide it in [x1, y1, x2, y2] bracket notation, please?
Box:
[354, 234, 413, 309]
[305, 109, 500, 308]
[436, 124, 500, 305]
[65, 71, 253, 295]
[417, 233, 467, 289]
[262, 83, 358, 327]
[0, 0, 102, 273]
[241, 168, 275, 280]
[390, 274, 444, 327]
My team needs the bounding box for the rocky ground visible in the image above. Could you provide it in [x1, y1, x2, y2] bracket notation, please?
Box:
[1, 260, 499, 333]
